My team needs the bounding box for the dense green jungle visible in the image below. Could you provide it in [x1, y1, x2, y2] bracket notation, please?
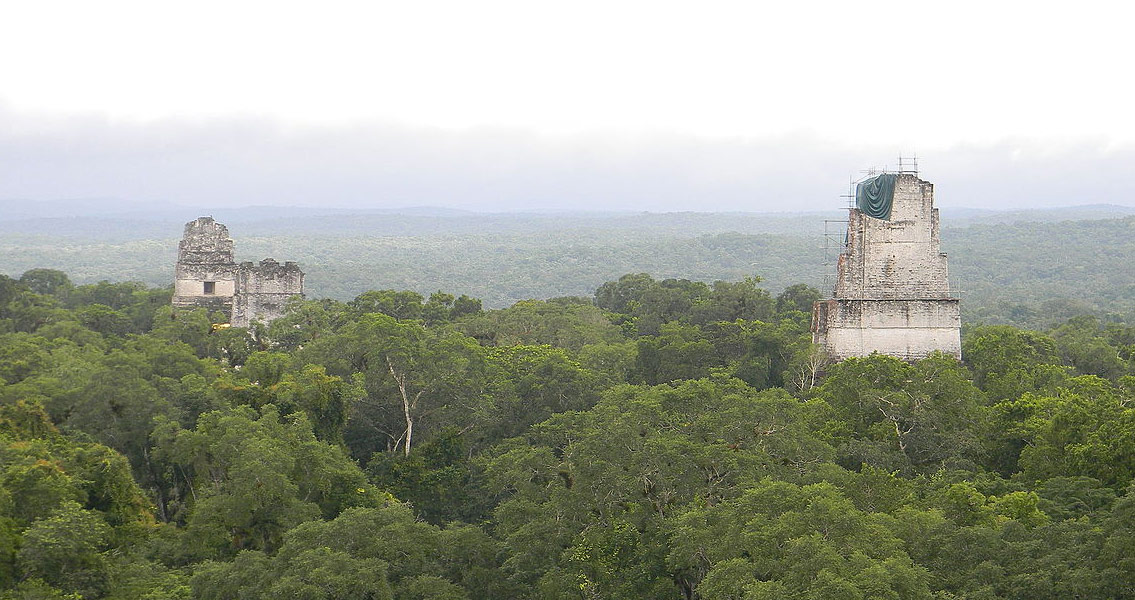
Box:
[2, 207, 1135, 599]
[2, 258, 1135, 599]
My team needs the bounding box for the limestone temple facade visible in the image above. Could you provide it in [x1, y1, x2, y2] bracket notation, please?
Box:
[172, 217, 304, 327]
[812, 173, 961, 362]
[172, 217, 238, 313]
[231, 259, 305, 329]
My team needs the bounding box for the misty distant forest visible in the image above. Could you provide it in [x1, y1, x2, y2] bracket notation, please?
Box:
[2, 207, 1135, 599]
[2, 205, 1135, 329]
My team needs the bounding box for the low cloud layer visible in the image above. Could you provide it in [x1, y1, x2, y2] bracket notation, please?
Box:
[3, 110, 1133, 216]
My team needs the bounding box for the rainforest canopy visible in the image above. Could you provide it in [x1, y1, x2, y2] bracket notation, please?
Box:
[855, 173, 896, 220]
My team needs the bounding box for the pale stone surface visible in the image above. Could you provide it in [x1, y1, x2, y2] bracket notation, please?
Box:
[230, 259, 305, 328]
[171, 217, 304, 326]
[813, 298, 961, 362]
[813, 174, 961, 362]
[172, 217, 237, 312]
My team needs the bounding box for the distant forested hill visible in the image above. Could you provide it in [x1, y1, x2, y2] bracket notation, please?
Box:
[1, 208, 1133, 328]
[944, 217, 1135, 326]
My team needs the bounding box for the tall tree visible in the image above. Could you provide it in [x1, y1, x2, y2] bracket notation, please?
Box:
[302, 314, 494, 457]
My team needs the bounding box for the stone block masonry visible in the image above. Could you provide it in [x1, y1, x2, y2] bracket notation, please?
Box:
[230, 259, 305, 328]
[172, 217, 304, 327]
[172, 217, 237, 312]
[812, 173, 961, 362]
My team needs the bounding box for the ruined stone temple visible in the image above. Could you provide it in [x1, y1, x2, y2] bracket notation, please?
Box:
[812, 172, 961, 362]
[172, 217, 304, 327]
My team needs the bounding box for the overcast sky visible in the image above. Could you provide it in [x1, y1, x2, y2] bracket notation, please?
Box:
[2, 1, 1133, 212]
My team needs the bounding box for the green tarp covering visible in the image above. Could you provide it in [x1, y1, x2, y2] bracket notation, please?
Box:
[855, 173, 896, 220]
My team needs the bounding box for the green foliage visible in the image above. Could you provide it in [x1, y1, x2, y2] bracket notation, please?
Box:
[815, 353, 985, 473]
[300, 313, 496, 459]
[0, 579, 83, 600]
[348, 289, 481, 325]
[77, 305, 132, 337]
[3, 267, 1135, 598]
[945, 216, 1135, 328]
[192, 547, 391, 600]
[483, 379, 834, 595]
[963, 325, 1068, 401]
[1035, 476, 1117, 521]
[17, 502, 111, 599]
[668, 480, 934, 599]
[998, 377, 1135, 488]
[632, 322, 716, 384]
[776, 282, 821, 315]
[263, 297, 350, 353]
[151, 405, 379, 556]
[103, 558, 190, 600]
[595, 273, 775, 336]
[0, 399, 57, 440]
[1050, 315, 1133, 379]
[0, 427, 153, 538]
[19, 270, 72, 298]
[190, 504, 505, 600]
[275, 365, 357, 445]
[485, 345, 601, 441]
[457, 298, 622, 351]
[0, 334, 53, 384]
[366, 429, 480, 524]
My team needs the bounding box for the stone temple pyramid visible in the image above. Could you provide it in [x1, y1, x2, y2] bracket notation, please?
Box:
[812, 172, 961, 362]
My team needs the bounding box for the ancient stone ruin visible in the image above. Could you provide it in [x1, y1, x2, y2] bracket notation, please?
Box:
[172, 217, 304, 327]
[812, 172, 961, 362]
[172, 217, 238, 313]
[231, 258, 305, 328]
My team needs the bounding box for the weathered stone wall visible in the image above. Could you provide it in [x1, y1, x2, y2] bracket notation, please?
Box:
[230, 259, 305, 328]
[836, 176, 951, 299]
[172, 217, 237, 312]
[814, 173, 961, 361]
[813, 298, 961, 362]
[172, 217, 304, 327]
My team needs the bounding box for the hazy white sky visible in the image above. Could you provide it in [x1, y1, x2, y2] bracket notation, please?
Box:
[2, 0, 1134, 211]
